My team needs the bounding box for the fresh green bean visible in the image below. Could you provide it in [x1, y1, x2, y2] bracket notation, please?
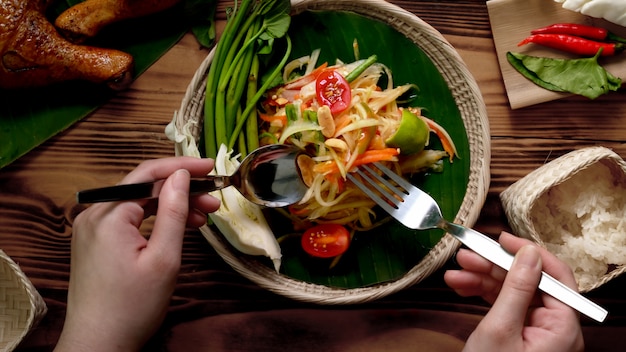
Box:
[228, 34, 292, 150]
[245, 54, 261, 153]
[214, 14, 259, 149]
[206, 0, 291, 156]
[345, 54, 377, 83]
[225, 20, 259, 139]
[204, 0, 255, 158]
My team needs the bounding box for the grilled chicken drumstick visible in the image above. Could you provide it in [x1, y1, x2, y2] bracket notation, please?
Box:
[55, 0, 182, 43]
[0, 0, 134, 90]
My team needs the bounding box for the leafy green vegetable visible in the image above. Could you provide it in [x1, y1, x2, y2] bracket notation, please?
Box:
[507, 50, 622, 99]
[184, 0, 218, 48]
[203, 0, 291, 158]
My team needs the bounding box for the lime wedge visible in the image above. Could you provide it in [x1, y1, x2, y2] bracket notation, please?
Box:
[385, 109, 429, 155]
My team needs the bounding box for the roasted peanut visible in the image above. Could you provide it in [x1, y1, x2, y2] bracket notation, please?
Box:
[317, 105, 335, 138]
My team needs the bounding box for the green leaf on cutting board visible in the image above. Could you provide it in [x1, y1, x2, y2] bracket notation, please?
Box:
[506, 50, 622, 99]
[229, 10, 471, 289]
[0, 0, 217, 169]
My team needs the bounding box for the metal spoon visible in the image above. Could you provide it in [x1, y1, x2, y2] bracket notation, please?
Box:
[76, 144, 308, 207]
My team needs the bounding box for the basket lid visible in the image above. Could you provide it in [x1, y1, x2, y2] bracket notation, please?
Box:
[0, 250, 47, 352]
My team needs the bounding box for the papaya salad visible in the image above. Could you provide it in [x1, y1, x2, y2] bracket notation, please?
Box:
[258, 49, 458, 259]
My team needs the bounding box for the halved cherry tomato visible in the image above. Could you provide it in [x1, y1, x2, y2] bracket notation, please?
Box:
[315, 69, 351, 116]
[301, 224, 350, 258]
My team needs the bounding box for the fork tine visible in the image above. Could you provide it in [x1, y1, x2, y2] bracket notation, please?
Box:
[346, 170, 400, 215]
[372, 162, 414, 191]
[359, 164, 407, 200]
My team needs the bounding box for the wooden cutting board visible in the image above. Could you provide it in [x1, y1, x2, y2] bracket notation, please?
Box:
[487, 0, 626, 109]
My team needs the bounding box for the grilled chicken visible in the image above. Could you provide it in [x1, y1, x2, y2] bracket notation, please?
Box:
[0, 0, 134, 90]
[55, 0, 182, 43]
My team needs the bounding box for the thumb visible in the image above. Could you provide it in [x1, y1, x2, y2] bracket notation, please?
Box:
[484, 245, 542, 329]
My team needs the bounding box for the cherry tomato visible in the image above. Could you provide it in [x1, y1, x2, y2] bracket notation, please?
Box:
[301, 224, 350, 258]
[315, 69, 351, 115]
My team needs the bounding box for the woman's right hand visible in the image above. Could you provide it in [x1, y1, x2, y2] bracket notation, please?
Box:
[444, 232, 584, 352]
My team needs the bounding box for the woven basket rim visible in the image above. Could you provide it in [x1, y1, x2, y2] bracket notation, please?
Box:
[0, 250, 47, 352]
[169, 0, 490, 303]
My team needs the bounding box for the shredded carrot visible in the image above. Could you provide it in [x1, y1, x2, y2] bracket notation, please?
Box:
[301, 99, 313, 110]
[308, 62, 329, 79]
[323, 173, 347, 191]
[259, 112, 287, 126]
[332, 114, 352, 136]
[352, 148, 399, 166]
[368, 134, 387, 150]
[288, 204, 311, 216]
[314, 148, 399, 175]
[424, 118, 458, 161]
[284, 62, 329, 90]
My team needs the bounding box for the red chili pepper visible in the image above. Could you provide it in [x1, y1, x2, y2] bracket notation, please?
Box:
[518, 34, 624, 56]
[531, 23, 626, 44]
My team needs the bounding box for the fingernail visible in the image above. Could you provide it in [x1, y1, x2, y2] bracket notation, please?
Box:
[172, 169, 190, 192]
[515, 245, 541, 269]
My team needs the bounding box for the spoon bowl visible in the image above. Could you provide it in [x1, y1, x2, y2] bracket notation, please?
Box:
[76, 144, 308, 207]
[228, 144, 308, 207]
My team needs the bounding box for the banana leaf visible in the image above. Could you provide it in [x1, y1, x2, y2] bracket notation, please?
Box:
[255, 11, 470, 288]
[0, 1, 210, 169]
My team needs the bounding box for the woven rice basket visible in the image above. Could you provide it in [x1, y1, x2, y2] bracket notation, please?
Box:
[0, 250, 47, 351]
[501, 146, 626, 293]
[168, 0, 490, 303]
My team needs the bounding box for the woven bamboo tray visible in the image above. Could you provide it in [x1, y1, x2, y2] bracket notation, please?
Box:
[168, 0, 490, 303]
[0, 250, 47, 351]
[501, 146, 626, 292]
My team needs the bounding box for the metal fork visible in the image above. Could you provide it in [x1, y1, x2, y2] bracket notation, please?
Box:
[347, 162, 608, 323]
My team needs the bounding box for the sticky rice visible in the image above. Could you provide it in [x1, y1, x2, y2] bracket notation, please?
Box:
[530, 160, 626, 288]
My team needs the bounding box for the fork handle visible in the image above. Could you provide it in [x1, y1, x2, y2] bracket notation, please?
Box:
[442, 221, 608, 323]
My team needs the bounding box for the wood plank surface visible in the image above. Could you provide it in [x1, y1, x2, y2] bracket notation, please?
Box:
[2, 1, 626, 351]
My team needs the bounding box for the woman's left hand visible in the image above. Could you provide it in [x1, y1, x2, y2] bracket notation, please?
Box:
[444, 232, 584, 352]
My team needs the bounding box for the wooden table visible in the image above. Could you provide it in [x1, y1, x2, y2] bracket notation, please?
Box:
[3, 1, 626, 350]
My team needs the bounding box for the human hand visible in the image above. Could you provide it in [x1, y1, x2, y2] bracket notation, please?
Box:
[444, 232, 584, 352]
[55, 157, 220, 352]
